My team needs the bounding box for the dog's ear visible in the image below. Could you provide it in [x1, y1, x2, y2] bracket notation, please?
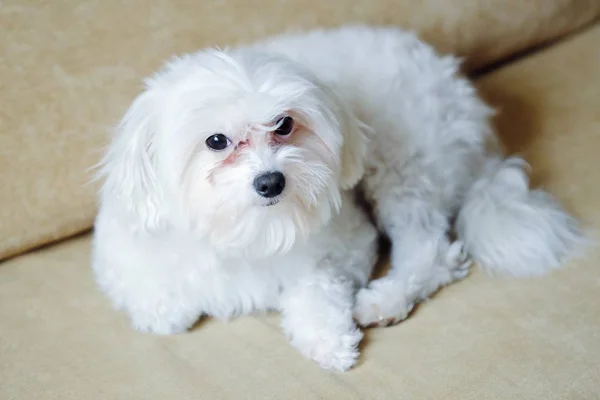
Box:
[335, 99, 370, 190]
[313, 85, 370, 190]
[98, 88, 165, 229]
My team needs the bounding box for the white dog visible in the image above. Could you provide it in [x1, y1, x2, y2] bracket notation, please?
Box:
[92, 25, 582, 371]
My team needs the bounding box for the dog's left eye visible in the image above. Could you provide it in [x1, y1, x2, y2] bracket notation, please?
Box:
[205, 134, 231, 151]
[274, 116, 294, 136]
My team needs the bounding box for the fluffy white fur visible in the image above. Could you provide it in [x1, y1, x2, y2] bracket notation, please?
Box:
[92, 25, 583, 371]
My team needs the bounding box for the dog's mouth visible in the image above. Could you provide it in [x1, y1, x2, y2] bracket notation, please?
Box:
[265, 197, 281, 207]
[257, 195, 283, 207]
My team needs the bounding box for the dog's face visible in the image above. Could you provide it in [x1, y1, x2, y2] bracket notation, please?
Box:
[100, 49, 368, 257]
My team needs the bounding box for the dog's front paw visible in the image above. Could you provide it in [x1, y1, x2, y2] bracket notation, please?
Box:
[291, 329, 363, 371]
[353, 279, 414, 328]
[354, 241, 473, 329]
[128, 305, 199, 335]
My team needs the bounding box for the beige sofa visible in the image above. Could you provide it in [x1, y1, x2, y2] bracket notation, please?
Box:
[2, 1, 600, 399]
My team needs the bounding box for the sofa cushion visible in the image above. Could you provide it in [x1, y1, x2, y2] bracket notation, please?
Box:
[1, 0, 599, 260]
[1, 23, 599, 400]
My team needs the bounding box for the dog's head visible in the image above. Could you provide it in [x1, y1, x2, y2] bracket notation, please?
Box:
[99, 49, 368, 257]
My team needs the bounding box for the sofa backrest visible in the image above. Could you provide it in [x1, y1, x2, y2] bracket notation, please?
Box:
[1, 0, 599, 261]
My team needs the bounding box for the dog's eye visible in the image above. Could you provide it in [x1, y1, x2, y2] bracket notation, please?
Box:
[205, 134, 231, 151]
[274, 116, 294, 136]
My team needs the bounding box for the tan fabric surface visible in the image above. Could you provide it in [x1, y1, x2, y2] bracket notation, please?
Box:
[2, 24, 600, 400]
[2, 0, 600, 261]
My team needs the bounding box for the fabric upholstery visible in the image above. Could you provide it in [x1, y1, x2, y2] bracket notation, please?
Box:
[2, 0, 600, 260]
[1, 23, 599, 400]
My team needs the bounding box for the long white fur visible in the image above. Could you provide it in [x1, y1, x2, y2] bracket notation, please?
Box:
[92, 25, 583, 371]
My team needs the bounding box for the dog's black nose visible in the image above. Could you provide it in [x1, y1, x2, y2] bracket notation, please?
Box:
[253, 171, 285, 198]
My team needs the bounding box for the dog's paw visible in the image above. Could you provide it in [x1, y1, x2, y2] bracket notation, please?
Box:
[293, 329, 363, 371]
[131, 315, 191, 335]
[353, 279, 414, 328]
[353, 241, 472, 329]
[444, 240, 473, 282]
[128, 306, 198, 335]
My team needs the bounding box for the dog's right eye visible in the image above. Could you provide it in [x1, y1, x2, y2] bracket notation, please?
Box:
[205, 134, 231, 151]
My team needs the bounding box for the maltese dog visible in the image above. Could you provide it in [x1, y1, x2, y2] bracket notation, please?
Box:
[92, 25, 582, 371]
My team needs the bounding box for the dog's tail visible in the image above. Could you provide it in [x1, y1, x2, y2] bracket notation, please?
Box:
[456, 157, 586, 276]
